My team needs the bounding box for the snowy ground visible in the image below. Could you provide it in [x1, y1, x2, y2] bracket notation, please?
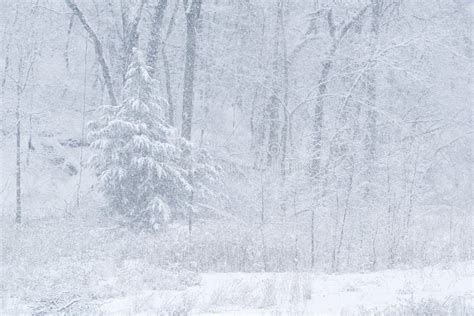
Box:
[3, 244, 471, 315]
[98, 262, 474, 315]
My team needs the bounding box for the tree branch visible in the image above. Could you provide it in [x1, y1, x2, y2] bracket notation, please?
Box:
[64, 0, 118, 107]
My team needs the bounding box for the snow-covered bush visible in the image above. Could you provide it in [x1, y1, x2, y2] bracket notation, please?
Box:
[89, 49, 190, 228]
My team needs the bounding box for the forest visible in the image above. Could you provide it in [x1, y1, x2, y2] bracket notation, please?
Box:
[0, 0, 472, 314]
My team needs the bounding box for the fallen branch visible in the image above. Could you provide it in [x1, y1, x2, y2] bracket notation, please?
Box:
[57, 298, 80, 312]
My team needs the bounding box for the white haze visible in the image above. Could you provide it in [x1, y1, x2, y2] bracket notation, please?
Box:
[0, 0, 472, 314]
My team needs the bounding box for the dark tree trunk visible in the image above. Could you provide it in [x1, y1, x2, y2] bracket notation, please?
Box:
[161, 0, 180, 126]
[266, 0, 285, 167]
[364, 0, 381, 193]
[310, 58, 333, 180]
[146, 0, 167, 78]
[181, 0, 202, 141]
[121, 0, 147, 82]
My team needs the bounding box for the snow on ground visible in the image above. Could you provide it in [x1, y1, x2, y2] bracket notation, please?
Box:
[97, 261, 473, 315]
[1, 209, 472, 315]
[306, 262, 472, 314]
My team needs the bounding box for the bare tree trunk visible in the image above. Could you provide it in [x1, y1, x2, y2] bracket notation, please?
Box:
[121, 0, 147, 82]
[162, 50, 174, 125]
[371, 216, 379, 270]
[64, 14, 75, 71]
[146, 0, 167, 78]
[280, 111, 289, 177]
[266, 95, 280, 166]
[311, 207, 315, 269]
[310, 57, 333, 179]
[76, 38, 88, 207]
[181, 0, 202, 241]
[364, 0, 381, 196]
[15, 84, 22, 224]
[161, 0, 180, 126]
[26, 114, 33, 166]
[309, 42, 334, 271]
[279, 0, 289, 179]
[260, 169, 268, 271]
[334, 159, 355, 272]
[1, 50, 9, 106]
[181, 0, 202, 141]
[13, 56, 34, 224]
[266, 0, 284, 167]
[64, 0, 118, 107]
[188, 175, 194, 234]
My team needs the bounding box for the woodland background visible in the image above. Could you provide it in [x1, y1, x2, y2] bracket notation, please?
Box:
[0, 0, 472, 275]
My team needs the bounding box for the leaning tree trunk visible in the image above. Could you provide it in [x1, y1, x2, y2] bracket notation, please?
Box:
[64, 0, 118, 107]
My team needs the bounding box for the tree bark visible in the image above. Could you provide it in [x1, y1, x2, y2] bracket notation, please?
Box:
[146, 0, 167, 78]
[181, 0, 202, 141]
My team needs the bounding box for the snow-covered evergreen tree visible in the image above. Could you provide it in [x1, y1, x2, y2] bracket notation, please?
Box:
[89, 49, 190, 228]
